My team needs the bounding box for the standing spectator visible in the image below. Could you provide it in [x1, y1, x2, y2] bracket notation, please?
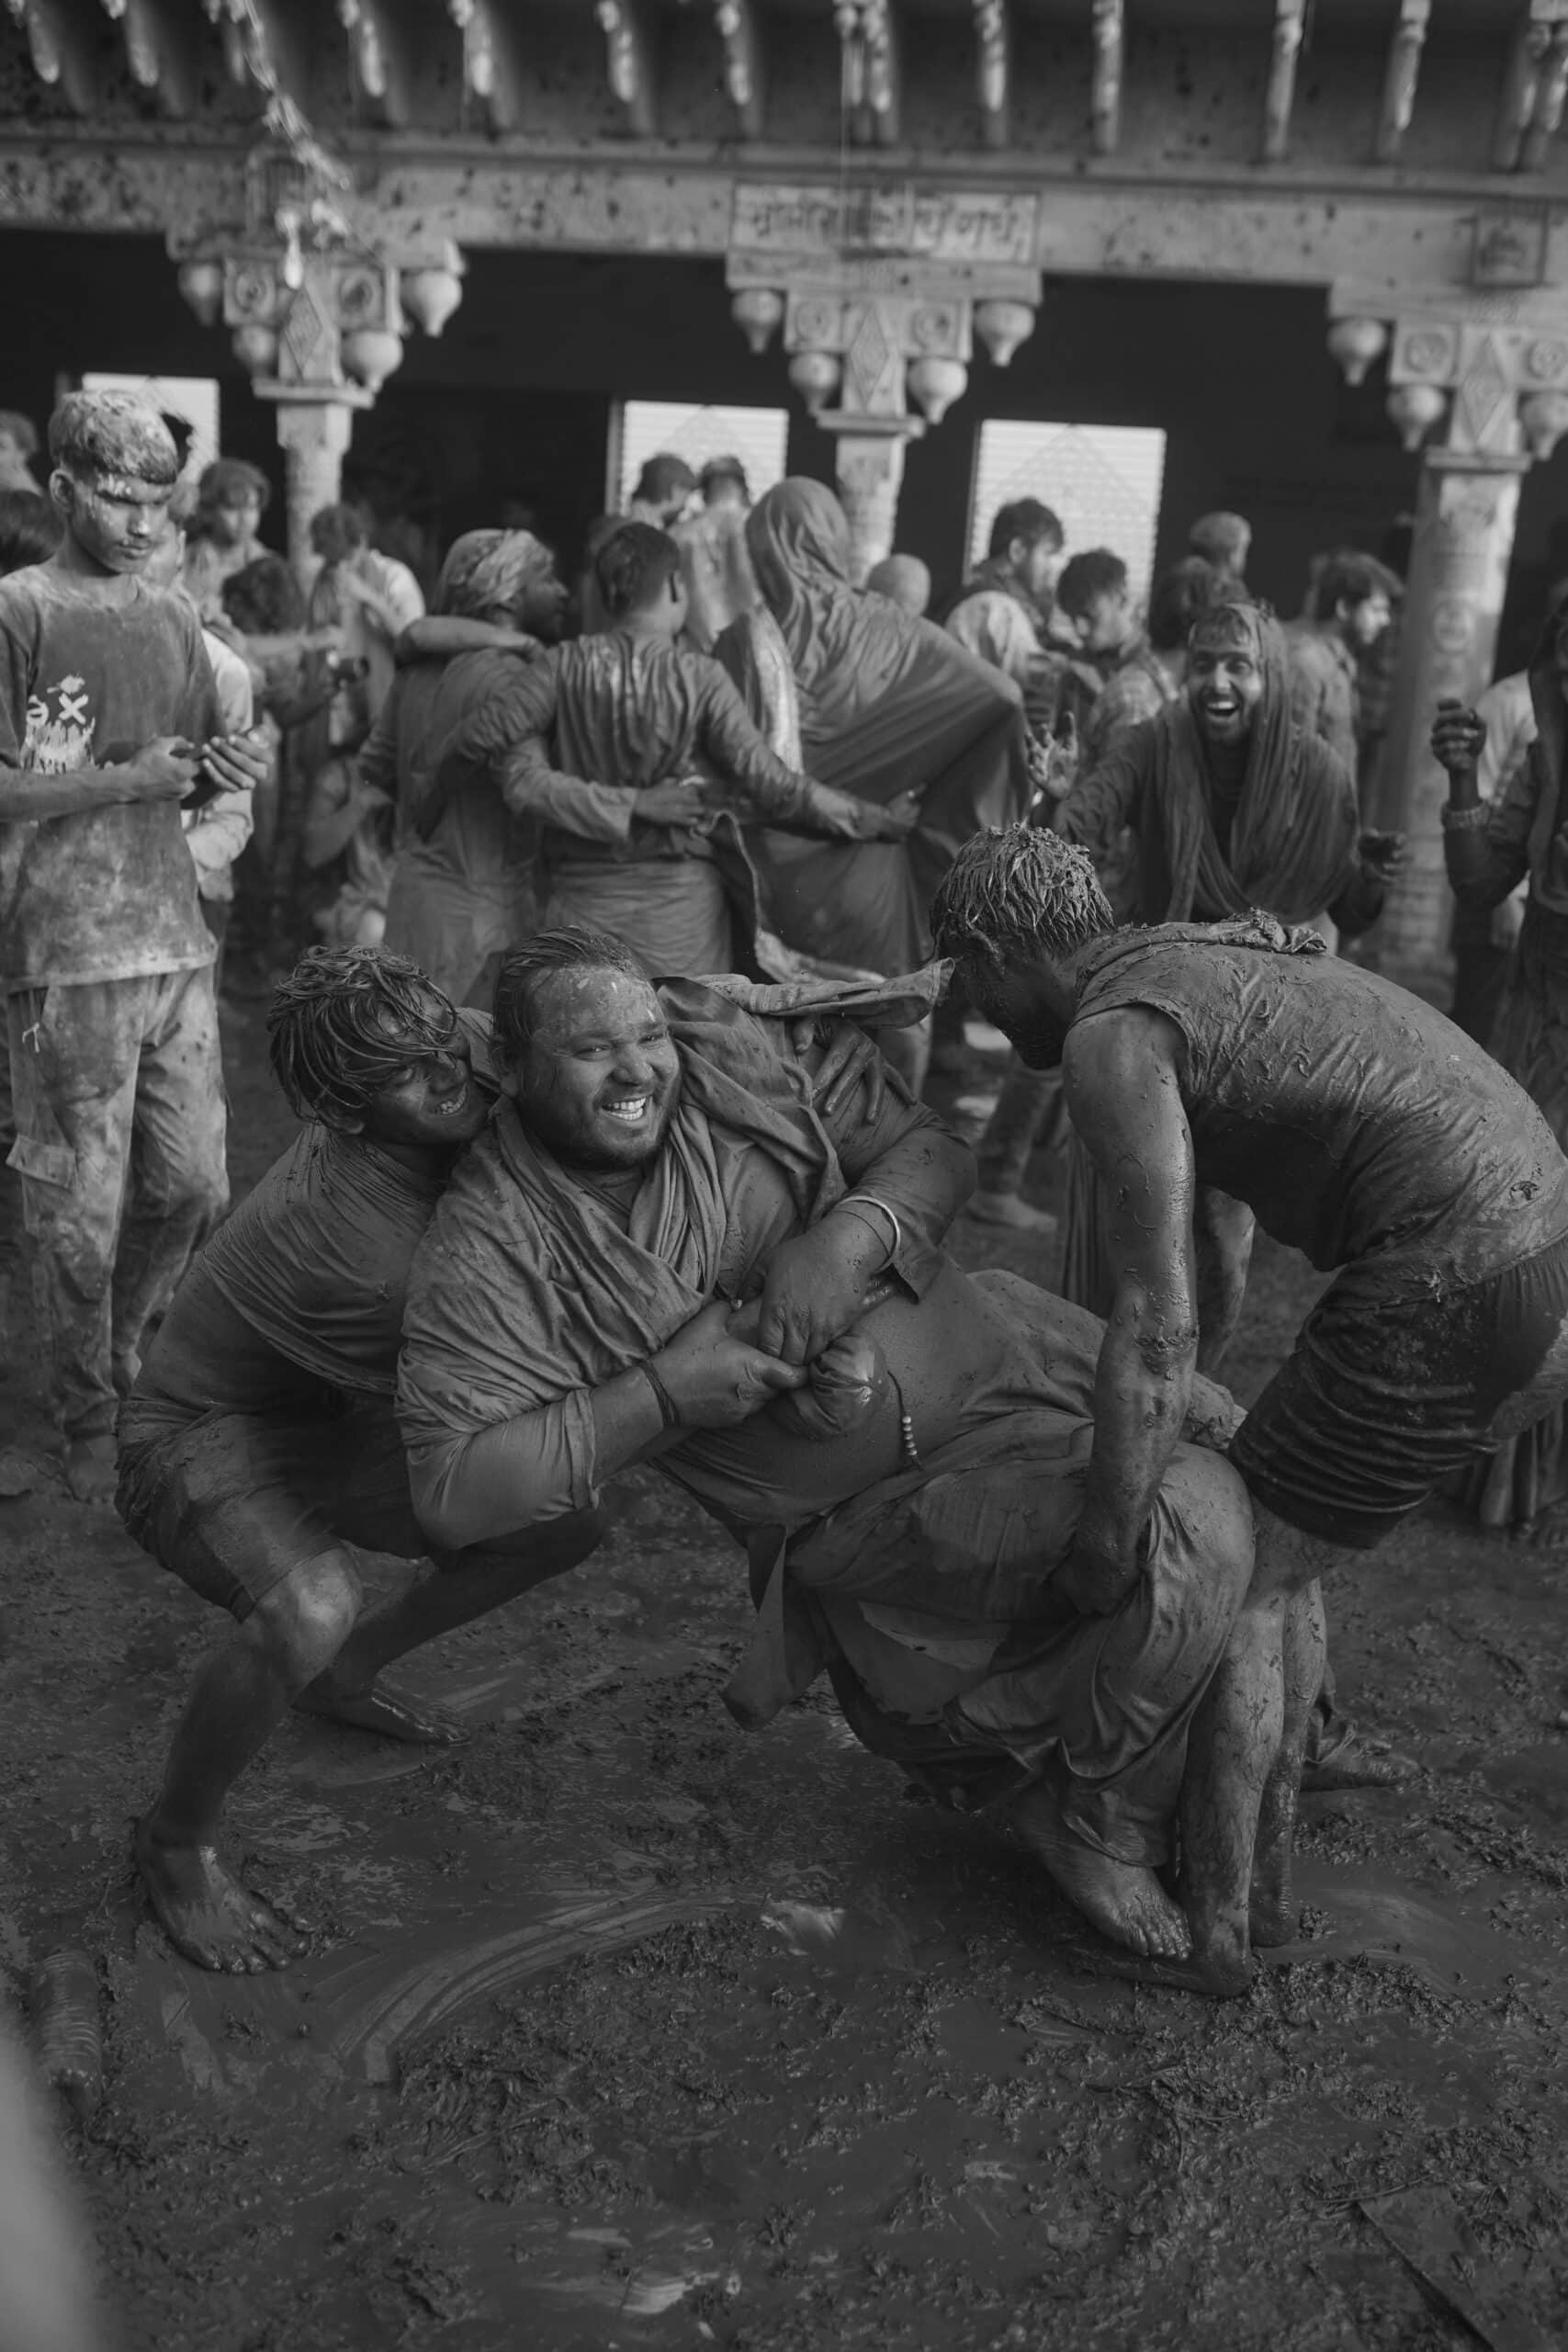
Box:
[0, 392, 265, 1499]
[866, 554, 931, 619]
[1079, 556, 1214, 773]
[627, 453, 698, 528]
[673, 456, 760, 652]
[183, 458, 271, 622]
[943, 498, 1067, 734]
[1448, 651, 1539, 1044]
[144, 488, 255, 991]
[306, 500, 425, 732]
[1188, 510, 1251, 583]
[1284, 551, 1394, 785]
[0, 411, 41, 495]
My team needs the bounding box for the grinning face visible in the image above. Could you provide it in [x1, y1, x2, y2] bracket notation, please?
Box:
[1188, 639, 1265, 749]
[356, 1022, 489, 1162]
[508, 967, 682, 1171]
[55, 470, 171, 576]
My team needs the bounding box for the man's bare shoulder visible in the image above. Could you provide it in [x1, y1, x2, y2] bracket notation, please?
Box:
[1064, 1002, 1186, 1100]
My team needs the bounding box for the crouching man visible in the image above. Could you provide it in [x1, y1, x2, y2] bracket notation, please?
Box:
[931, 824, 1568, 1992]
[117, 947, 607, 1973]
[395, 928, 1257, 1974]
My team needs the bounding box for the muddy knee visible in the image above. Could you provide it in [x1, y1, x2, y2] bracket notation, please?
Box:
[253, 1552, 362, 1685]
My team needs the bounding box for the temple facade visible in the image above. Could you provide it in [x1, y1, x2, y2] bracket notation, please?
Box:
[3, 0, 1568, 974]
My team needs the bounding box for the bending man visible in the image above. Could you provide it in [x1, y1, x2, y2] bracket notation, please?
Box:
[932, 825, 1568, 1993]
[397, 929, 1256, 1973]
[116, 947, 607, 1974]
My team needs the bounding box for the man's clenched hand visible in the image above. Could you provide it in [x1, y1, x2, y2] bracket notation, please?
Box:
[649, 1299, 807, 1429]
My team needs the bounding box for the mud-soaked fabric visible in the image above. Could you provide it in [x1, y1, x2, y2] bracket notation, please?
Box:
[1235, 1225, 1568, 1547]
[133, 1008, 494, 1408]
[718, 481, 1030, 978]
[370, 650, 540, 1004]
[0, 571, 222, 990]
[7, 968, 226, 1441]
[1073, 925, 1568, 1291]
[547, 853, 734, 979]
[399, 980, 960, 1542]
[1055, 611, 1368, 933]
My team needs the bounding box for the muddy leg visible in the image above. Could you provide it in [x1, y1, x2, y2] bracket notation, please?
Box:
[1181, 1507, 1333, 1986]
[301, 1510, 605, 1729]
[137, 1550, 362, 1973]
[1249, 1580, 1326, 1948]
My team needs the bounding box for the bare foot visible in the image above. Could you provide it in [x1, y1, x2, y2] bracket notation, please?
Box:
[135, 1819, 308, 1974]
[1301, 1734, 1417, 1792]
[63, 1435, 117, 1507]
[1010, 1784, 1192, 1961]
[1090, 1947, 1255, 1999]
[293, 1677, 463, 1745]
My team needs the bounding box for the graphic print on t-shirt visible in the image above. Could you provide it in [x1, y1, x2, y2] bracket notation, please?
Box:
[22, 675, 95, 773]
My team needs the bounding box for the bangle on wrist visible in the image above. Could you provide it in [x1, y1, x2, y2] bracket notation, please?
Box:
[640, 1361, 682, 1430]
[1440, 800, 1491, 832]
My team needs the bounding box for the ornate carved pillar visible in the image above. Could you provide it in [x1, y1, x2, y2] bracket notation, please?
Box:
[1328, 276, 1568, 985]
[171, 168, 464, 582]
[725, 184, 1042, 583]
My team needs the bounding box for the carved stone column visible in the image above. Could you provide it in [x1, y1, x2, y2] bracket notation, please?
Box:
[725, 183, 1042, 582]
[1328, 276, 1568, 985]
[273, 397, 367, 575]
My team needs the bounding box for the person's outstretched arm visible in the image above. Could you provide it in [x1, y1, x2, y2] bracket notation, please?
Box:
[1054, 726, 1148, 869]
[1058, 1005, 1200, 1616]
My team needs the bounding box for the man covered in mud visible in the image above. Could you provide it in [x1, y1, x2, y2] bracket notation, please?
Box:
[930, 824, 1568, 1993]
[396, 927, 1258, 1974]
[115, 947, 609, 1974]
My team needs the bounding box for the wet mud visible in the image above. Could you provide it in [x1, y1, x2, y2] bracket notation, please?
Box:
[3, 999, 1568, 2347]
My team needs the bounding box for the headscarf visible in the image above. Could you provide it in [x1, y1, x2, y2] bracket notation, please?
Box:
[744, 480, 914, 735]
[1145, 598, 1359, 923]
[434, 528, 552, 620]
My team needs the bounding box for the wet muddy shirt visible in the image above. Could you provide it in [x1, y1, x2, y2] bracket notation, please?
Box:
[0, 567, 222, 990]
[1074, 926, 1568, 1299]
[135, 1010, 495, 1416]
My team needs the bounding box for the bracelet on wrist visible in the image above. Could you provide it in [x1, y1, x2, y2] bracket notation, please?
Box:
[1440, 800, 1492, 833]
[640, 1361, 682, 1430]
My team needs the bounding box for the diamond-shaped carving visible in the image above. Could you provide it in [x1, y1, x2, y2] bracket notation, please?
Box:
[1455, 335, 1512, 449]
[846, 302, 896, 409]
[281, 284, 331, 381]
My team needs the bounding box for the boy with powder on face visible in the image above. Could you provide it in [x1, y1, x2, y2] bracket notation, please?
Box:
[0, 390, 267, 1500]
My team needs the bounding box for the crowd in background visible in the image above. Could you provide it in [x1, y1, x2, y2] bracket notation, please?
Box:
[5, 385, 1568, 1537]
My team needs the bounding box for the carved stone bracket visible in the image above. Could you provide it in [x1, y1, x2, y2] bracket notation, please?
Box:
[1329, 282, 1568, 461]
[338, 0, 411, 129]
[6, 0, 97, 113]
[594, 0, 656, 137]
[99, 0, 198, 117]
[1091, 0, 1123, 157]
[835, 0, 899, 149]
[971, 0, 1008, 152]
[447, 0, 524, 134]
[1376, 0, 1429, 165]
[1494, 0, 1568, 173]
[1261, 0, 1307, 164]
[714, 0, 763, 138]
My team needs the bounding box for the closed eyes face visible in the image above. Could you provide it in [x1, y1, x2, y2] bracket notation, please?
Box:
[510, 968, 682, 1170]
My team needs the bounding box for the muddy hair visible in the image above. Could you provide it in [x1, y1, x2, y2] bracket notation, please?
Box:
[267, 945, 457, 1127]
[492, 927, 650, 1069]
[594, 521, 681, 619]
[930, 824, 1114, 975]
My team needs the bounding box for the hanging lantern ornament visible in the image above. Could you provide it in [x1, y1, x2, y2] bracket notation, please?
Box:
[731, 288, 785, 356]
[789, 351, 841, 414]
[908, 356, 968, 427]
[1385, 381, 1447, 453]
[1327, 316, 1390, 389]
[973, 300, 1035, 369]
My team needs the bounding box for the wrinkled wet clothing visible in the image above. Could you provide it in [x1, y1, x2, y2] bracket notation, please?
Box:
[1075, 924, 1568, 1542]
[397, 983, 1252, 1866]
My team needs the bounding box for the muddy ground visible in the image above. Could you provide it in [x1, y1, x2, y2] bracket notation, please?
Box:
[4, 1000, 1568, 2350]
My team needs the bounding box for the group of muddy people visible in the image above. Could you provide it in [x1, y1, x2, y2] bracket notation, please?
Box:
[6, 388, 1568, 2004]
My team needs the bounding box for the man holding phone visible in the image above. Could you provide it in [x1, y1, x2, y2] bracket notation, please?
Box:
[0, 390, 268, 1499]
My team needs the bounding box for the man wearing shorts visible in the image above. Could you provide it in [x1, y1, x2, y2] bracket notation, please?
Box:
[932, 824, 1568, 1993]
[116, 946, 608, 1974]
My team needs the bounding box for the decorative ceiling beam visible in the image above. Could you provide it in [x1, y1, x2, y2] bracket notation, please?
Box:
[1090, 0, 1123, 157]
[972, 0, 1008, 153]
[447, 0, 522, 133]
[337, 0, 411, 130]
[714, 0, 763, 141]
[1375, 0, 1429, 165]
[594, 0, 656, 137]
[834, 0, 898, 150]
[98, 0, 198, 116]
[6, 0, 98, 114]
[1261, 0, 1306, 164]
[1494, 1, 1568, 171]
